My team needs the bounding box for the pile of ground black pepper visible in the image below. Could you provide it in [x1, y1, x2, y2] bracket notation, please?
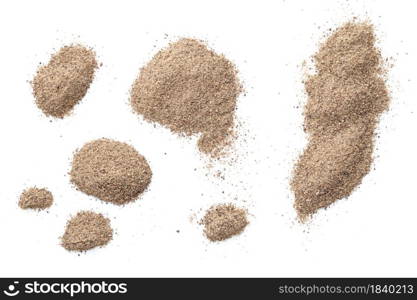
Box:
[31, 44, 98, 118]
[291, 21, 390, 221]
[130, 38, 241, 158]
[61, 211, 113, 251]
[70, 138, 152, 205]
[201, 204, 248, 241]
[19, 187, 53, 210]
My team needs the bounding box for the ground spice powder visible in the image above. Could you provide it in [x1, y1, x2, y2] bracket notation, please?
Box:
[19, 187, 53, 210]
[130, 38, 241, 158]
[61, 211, 113, 251]
[70, 138, 152, 205]
[201, 204, 248, 241]
[32, 45, 98, 118]
[291, 22, 390, 221]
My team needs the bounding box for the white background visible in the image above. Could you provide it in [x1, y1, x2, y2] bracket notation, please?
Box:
[0, 0, 416, 277]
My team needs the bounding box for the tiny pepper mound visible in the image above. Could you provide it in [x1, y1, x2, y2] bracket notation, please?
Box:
[61, 211, 113, 251]
[201, 204, 248, 241]
[19, 187, 53, 210]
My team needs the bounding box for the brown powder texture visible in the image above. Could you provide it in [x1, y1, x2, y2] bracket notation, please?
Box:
[70, 138, 152, 205]
[130, 38, 241, 158]
[32, 45, 98, 118]
[201, 204, 248, 241]
[304, 73, 389, 136]
[291, 22, 390, 221]
[61, 211, 113, 251]
[18, 187, 53, 210]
